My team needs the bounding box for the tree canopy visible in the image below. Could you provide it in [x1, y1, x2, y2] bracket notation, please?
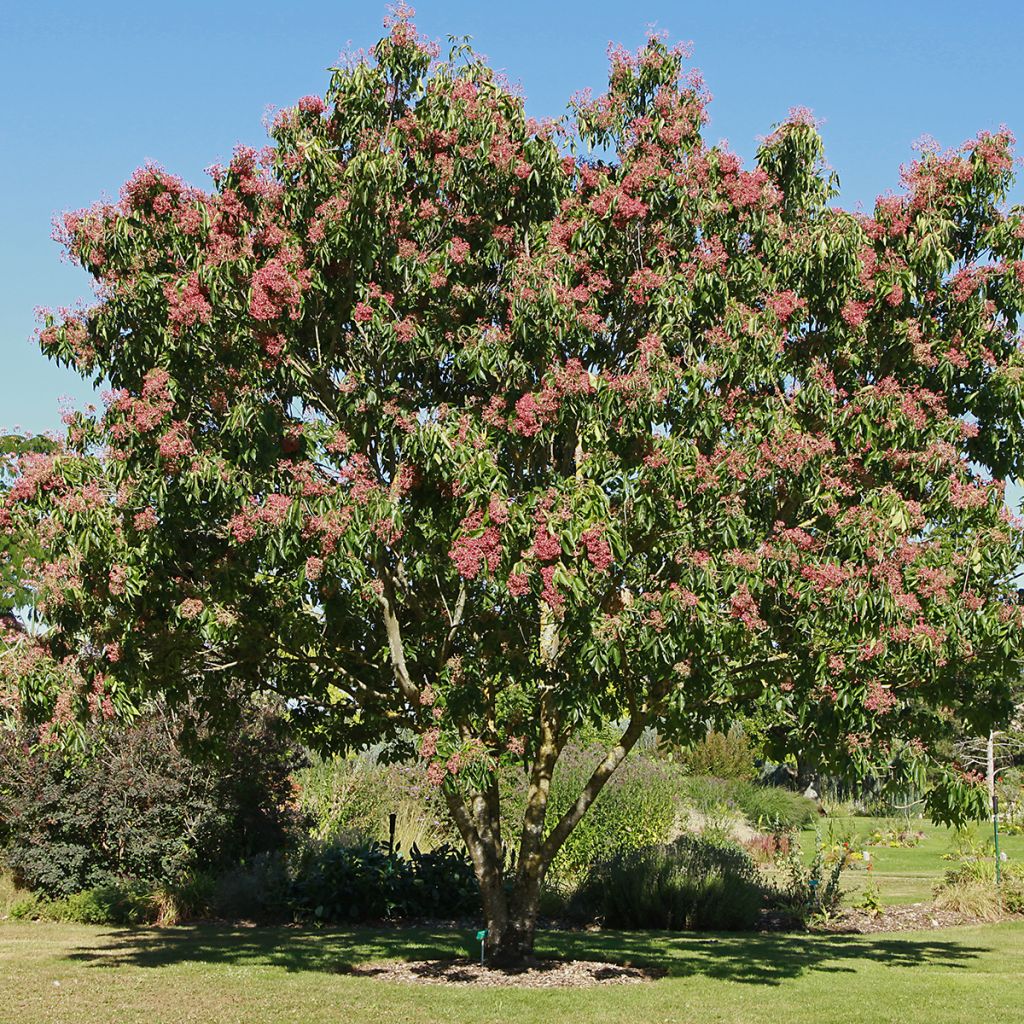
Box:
[4, 10, 1024, 958]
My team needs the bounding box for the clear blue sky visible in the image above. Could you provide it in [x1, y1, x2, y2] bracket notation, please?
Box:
[4, 0, 1024, 500]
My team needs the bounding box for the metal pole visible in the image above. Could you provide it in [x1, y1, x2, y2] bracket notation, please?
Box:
[388, 812, 397, 856]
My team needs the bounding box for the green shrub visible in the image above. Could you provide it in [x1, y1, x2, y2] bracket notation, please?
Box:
[771, 833, 847, 924]
[212, 852, 293, 922]
[679, 776, 816, 833]
[731, 781, 818, 831]
[540, 747, 683, 884]
[0, 699, 301, 899]
[8, 882, 153, 925]
[680, 729, 756, 780]
[290, 840, 478, 923]
[934, 840, 1024, 919]
[8, 892, 44, 920]
[571, 835, 765, 931]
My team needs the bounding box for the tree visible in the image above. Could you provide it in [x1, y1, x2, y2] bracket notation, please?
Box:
[4, 10, 1024, 960]
[0, 433, 56, 616]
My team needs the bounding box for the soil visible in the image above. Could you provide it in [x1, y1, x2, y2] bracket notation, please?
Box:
[339, 957, 666, 987]
[810, 902, 1020, 934]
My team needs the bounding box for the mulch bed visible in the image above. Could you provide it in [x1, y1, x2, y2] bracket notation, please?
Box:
[341, 957, 666, 987]
[811, 903, 1013, 934]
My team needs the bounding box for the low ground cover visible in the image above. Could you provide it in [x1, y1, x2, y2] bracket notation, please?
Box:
[1, 920, 1022, 1024]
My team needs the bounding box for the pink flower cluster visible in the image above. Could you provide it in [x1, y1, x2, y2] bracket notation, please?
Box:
[449, 511, 502, 579]
[512, 390, 559, 437]
[580, 525, 613, 571]
[297, 95, 326, 115]
[250, 249, 309, 321]
[864, 680, 897, 714]
[164, 273, 212, 332]
[533, 526, 562, 562]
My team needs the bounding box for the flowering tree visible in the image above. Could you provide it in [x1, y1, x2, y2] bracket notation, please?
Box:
[6, 10, 1024, 959]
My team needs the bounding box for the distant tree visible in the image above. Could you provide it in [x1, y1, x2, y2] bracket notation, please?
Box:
[5, 11, 1024, 960]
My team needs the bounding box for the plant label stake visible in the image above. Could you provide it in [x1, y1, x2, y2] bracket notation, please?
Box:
[476, 929, 487, 966]
[388, 812, 397, 857]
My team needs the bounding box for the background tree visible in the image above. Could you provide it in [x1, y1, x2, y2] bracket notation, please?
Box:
[5, 10, 1024, 960]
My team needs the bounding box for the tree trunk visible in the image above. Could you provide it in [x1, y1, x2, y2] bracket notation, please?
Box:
[445, 700, 661, 965]
[479, 869, 543, 964]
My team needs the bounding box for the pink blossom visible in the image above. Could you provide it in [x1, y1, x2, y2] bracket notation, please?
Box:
[164, 272, 211, 332]
[766, 290, 804, 322]
[580, 525, 613, 572]
[108, 565, 128, 596]
[841, 299, 871, 327]
[729, 585, 765, 630]
[449, 512, 502, 579]
[864, 680, 897, 714]
[134, 507, 158, 531]
[305, 556, 324, 580]
[298, 95, 326, 115]
[512, 391, 559, 436]
[179, 598, 204, 620]
[228, 513, 256, 544]
[533, 527, 562, 562]
[507, 572, 530, 597]
[250, 249, 309, 321]
[539, 564, 563, 610]
[420, 727, 440, 759]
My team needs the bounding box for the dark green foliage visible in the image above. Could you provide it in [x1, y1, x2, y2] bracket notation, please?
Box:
[289, 841, 479, 923]
[571, 835, 765, 931]
[210, 852, 294, 922]
[0, 702, 301, 898]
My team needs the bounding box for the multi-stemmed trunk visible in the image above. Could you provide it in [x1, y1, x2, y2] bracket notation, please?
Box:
[444, 702, 657, 965]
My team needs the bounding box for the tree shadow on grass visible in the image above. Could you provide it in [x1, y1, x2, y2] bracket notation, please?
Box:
[65, 923, 992, 987]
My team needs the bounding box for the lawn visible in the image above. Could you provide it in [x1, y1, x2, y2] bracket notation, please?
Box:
[1, 919, 1022, 1024]
[799, 816, 1024, 905]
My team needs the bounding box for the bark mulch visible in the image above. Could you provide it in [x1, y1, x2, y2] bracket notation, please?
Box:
[811, 902, 1016, 934]
[340, 957, 666, 987]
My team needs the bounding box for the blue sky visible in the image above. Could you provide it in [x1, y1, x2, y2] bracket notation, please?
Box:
[4, 0, 1024, 504]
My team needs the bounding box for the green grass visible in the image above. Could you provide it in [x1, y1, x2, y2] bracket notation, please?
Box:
[1, 919, 1023, 1023]
[799, 816, 1024, 905]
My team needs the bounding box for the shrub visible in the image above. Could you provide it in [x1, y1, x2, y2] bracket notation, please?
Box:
[730, 781, 818, 831]
[540, 747, 683, 884]
[0, 699, 301, 899]
[212, 852, 293, 923]
[289, 840, 478, 923]
[680, 776, 817, 833]
[571, 835, 766, 931]
[771, 833, 847, 925]
[680, 729, 756, 780]
[8, 882, 153, 925]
